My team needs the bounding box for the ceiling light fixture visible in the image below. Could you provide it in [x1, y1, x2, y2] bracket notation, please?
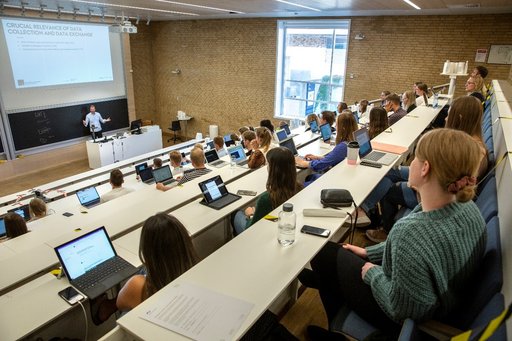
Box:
[275, 0, 321, 12]
[152, 0, 244, 14]
[403, 0, 421, 10]
[70, 0, 199, 16]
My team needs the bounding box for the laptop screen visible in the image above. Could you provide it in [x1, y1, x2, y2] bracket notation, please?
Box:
[276, 129, 288, 142]
[353, 128, 372, 158]
[55, 227, 116, 280]
[152, 165, 173, 183]
[7, 204, 30, 221]
[309, 120, 319, 133]
[280, 137, 298, 156]
[199, 176, 229, 204]
[139, 167, 154, 182]
[206, 141, 215, 150]
[204, 149, 220, 163]
[76, 187, 100, 207]
[228, 145, 247, 163]
[0, 218, 6, 238]
[282, 124, 291, 135]
[320, 123, 332, 142]
[135, 162, 148, 175]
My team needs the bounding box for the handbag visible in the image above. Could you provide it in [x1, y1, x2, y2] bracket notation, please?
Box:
[320, 189, 353, 208]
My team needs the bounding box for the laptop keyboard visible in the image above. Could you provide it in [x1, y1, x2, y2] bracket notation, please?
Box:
[163, 178, 176, 185]
[211, 160, 227, 166]
[365, 151, 386, 162]
[74, 257, 130, 290]
[238, 159, 248, 166]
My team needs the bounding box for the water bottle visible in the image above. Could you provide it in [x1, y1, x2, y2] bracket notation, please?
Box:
[433, 92, 439, 108]
[278, 203, 296, 246]
[230, 154, 237, 169]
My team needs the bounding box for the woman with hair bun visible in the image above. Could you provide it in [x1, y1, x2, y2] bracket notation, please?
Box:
[303, 128, 486, 339]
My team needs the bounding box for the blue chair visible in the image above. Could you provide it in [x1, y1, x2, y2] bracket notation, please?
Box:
[475, 177, 498, 223]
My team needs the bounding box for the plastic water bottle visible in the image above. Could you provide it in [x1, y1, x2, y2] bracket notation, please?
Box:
[433, 92, 439, 108]
[278, 203, 296, 246]
[230, 154, 237, 169]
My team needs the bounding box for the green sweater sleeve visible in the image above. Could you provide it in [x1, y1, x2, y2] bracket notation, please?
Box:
[246, 192, 272, 228]
[365, 242, 386, 264]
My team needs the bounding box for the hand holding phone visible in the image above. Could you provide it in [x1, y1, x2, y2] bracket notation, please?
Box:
[58, 286, 84, 305]
[300, 225, 331, 238]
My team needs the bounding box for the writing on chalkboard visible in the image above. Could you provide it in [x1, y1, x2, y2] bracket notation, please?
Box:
[8, 98, 129, 151]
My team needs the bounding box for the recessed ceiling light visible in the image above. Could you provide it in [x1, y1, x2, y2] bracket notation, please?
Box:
[403, 0, 421, 10]
[70, 0, 199, 15]
[275, 0, 321, 12]
[152, 0, 245, 14]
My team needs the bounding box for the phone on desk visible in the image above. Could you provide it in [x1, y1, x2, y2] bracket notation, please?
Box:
[301, 225, 331, 238]
[237, 190, 257, 196]
[58, 286, 84, 305]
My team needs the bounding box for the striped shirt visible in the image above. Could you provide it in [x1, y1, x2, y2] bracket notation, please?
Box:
[177, 167, 211, 185]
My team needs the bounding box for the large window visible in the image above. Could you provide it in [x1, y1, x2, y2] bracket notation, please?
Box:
[275, 20, 350, 120]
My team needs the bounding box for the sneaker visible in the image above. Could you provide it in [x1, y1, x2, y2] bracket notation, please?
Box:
[366, 228, 388, 243]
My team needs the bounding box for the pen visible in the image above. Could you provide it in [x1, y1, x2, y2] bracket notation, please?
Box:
[407, 115, 419, 118]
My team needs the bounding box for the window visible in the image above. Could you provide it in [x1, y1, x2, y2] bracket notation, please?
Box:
[274, 20, 351, 120]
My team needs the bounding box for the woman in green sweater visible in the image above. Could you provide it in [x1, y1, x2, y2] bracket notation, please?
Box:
[233, 147, 302, 235]
[305, 128, 487, 338]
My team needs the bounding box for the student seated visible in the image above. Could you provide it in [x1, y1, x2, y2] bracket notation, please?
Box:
[336, 102, 348, 115]
[305, 113, 320, 131]
[156, 147, 211, 191]
[259, 119, 275, 134]
[319, 110, 336, 132]
[303, 128, 486, 339]
[3, 212, 29, 240]
[415, 83, 429, 106]
[357, 99, 370, 122]
[471, 65, 489, 97]
[169, 150, 184, 174]
[242, 130, 256, 156]
[101, 169, 134, 203]
[379, 90, 391, 106]
[233, 147, 302, 235]
[295, 112, 357, 180]
[213, 136, 228, 157]
[402, 90, 417, 113]
[28, 198, 47, 222]
[254, 126, 277, 157]
[383, 93, 407, 126]
[152, 157, 163, 169]
[90, 213, 199, 324]
[465, 75, 485, 102]
[368, 107, 389, 139]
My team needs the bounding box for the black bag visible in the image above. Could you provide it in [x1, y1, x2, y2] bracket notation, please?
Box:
[320, 189, 353, 208]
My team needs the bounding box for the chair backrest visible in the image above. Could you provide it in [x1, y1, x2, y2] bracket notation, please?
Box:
[171, 120, 181, 130]
[443, 216, 503, 329]
[475, 176, 498, 223]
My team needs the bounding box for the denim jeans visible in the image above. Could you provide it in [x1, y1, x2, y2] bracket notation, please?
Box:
[233, 210, 249, 235]
[360, 167, 410, 213]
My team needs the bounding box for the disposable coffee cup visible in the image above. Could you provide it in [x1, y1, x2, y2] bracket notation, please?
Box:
[347, 141, 359, 165]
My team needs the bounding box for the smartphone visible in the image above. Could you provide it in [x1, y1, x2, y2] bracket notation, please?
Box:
[237, 190, 257, 196]
[58, 286, 84, 305]
[301, 225, 331, 238]
[62, 212, 74, 217]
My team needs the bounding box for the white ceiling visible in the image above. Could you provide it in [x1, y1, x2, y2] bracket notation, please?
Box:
[3, 0, 512, 22]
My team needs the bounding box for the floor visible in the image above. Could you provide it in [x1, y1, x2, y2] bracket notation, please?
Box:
[0, 137, 377, 341]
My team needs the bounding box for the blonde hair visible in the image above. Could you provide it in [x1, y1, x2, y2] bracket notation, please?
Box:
[193, 143, 204, 150]
[29, 198, 47, 219]
[190, 147, 205, 166]
[255, 127, 272, 153]
[402, 91, 417, 110]
[469, 75, 484, 93]
[169, 151, 182, 166]
[415, 128, 481, 202]
[336, 112, 358, 145]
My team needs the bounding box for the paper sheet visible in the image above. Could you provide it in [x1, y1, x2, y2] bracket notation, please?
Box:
[140, 282, 254, 341]
[371, 141, 408, 155]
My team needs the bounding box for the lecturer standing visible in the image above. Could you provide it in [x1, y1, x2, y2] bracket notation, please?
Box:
[82, 104, 111, 139]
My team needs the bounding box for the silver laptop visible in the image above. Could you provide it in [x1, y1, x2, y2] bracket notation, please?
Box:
[204, 149, 228, 168]
[152, 165, 177, 185]
[54, 226, 137, 299]
[353, 127, 398, 166]
[227, 145, 248, 166]
[276, 129, 288, 142]
[76, 187, 101, 208]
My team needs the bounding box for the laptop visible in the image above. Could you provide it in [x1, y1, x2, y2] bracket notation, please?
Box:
[280, 137, 298, 156]
[204, 149, 228, 168]
[281, 123, 298, 138]
[308, 120, 319, 133]
[135, 162, 148, 175]
[7, 204, 30, 221]
[227, 145, 249, 166]
[276, 129, 288, 142]
[206, 141, 215, 150]
[139, 167, 155, 184]
[353, 127, 398, 166]
[223, 134, 236, 147]
[54, 226, 138, 299]
[76, 187, 101, 208]
[0, 218, 6, 238]
[152, 165, 176, 185]
[319, 123, 332, 142]
[198, 176, 241, 210]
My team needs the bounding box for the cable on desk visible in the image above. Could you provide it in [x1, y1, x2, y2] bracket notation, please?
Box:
[77, 299, 89, 341]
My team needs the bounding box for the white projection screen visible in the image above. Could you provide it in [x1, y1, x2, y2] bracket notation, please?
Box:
[0, 17, 126, 113]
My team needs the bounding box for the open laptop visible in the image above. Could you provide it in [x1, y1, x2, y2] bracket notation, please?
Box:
[0, 217, 6, 238]
[152, 165, 176, 185]
[206, 141, 215, 150]
[198, 175, 241, 210]
[204, 149, 228, 168]
[139, 167, 154, 184]
[276, 129, 288, 142]
[134, 162, 148, 175]
[54, 226, 138, 299]
[319, 123, 332, 142]
[281, 123, 298, 138]
[76, 187, 101, 208]
[309, 120, 319, 133]
[227, 145, 249, 166]
[7, 204, 30, 221]
[353, 127, 398, 166]
[280, 137, 298, 156]
[223, 134, 236, 147]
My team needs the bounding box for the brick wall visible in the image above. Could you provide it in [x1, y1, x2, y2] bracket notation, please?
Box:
[130, 14, 512, 137]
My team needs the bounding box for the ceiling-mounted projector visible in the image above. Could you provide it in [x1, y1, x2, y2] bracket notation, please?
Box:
[110, 21, 137, 34]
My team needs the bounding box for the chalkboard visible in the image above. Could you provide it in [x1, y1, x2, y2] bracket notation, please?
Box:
[8, 98, 129, 150]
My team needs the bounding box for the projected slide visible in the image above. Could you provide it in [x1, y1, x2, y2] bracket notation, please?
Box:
[2, 18, 113, 88]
